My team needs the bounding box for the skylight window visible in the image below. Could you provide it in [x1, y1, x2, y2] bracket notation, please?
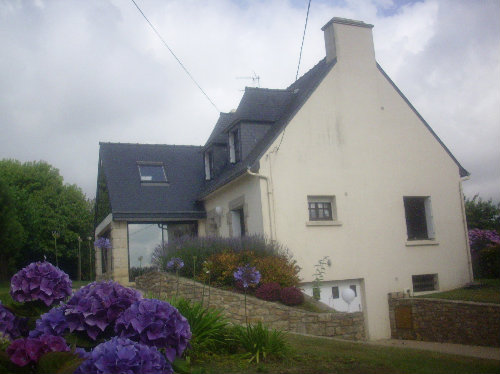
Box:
[137, 163, 167, 183]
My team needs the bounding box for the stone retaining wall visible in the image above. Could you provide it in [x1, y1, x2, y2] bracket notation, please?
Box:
[135, 271, 365, 340]
[388, 293, 500, 347]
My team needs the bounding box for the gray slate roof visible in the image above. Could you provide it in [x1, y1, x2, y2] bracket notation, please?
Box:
[199, 57, 337, 199]
[99, 143, 205, 220]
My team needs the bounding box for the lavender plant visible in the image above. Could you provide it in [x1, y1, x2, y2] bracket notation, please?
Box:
[10, 261, 72, 307]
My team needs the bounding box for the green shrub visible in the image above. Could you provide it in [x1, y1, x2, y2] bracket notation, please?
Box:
[167, 297, 229, 355]
[234, 322, 290, 363]
[152, 236, 300, 287]
[476, 244, 500, 278]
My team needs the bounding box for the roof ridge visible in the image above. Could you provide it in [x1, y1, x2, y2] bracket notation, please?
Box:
[99, 142, 202, 148]
[244, 87, 293, 92]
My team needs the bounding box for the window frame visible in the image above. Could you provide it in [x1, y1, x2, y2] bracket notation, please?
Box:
[229, 128, 241, 164]
[306, 196, 339, 225]
[412, 274, 439, 292]
[204, 150, 214, 180]
[137, 162, 168, 184]
[403, 196, 435, 241]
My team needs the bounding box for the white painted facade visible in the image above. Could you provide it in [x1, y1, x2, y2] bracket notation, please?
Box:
[199, 18, 472, 340]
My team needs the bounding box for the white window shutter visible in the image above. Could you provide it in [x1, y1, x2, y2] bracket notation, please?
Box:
[425, 197, 435, 239]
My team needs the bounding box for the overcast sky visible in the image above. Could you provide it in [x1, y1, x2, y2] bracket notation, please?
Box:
[1, 0, 499, 202]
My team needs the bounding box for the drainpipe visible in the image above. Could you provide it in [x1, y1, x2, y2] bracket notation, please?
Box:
[459, 176, 473, 282]
[246, 167, 274, 240]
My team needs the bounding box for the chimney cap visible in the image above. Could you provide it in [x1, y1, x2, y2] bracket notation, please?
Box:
[321, 17, 374, 31]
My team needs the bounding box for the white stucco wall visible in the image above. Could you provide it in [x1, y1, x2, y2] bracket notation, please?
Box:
[202, 174, 265, 237]
[253, 21, 471, 340]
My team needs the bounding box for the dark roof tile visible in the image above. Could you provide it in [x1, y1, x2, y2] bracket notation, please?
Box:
[99, 143, 205, 220]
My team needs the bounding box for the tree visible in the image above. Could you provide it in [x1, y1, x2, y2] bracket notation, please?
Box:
[0, 159, 93, 279]
[0, 178, 25, 279]
[465, 195, 500, 231]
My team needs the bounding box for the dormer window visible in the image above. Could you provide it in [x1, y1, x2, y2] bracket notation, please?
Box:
[204, 150, 214, 180]
[137, 162, 167, 184]
[229, 128, 241, 163]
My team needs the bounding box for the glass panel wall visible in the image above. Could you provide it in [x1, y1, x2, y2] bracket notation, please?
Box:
[128, 222, 197, 281]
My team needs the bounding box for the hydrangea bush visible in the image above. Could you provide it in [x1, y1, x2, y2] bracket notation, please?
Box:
[6, 334, 69, 367]
[29, 306, 69, 338]
[0, 301, 28, 340]
[468, 228, 500, 251]
[10, 261, 72, 307]
[1, 261, 194, 373]
[115, 298, 191, 362]
[64, 281, 142, 340]
[75, 337, 172, 374]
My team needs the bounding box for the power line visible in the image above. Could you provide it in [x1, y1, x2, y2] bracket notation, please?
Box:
[295, 0, 312, 81]
[130, 0, 220, 112]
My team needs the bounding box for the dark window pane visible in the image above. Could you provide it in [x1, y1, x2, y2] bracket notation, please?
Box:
[332, 286, 339, 299]
[349, 285, 357, 297]
[404, 197, 428, 240]
[412, 274, 437, 292]
[138, 165, 167, 183]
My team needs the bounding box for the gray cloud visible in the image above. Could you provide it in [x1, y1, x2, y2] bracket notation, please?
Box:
[0, 0, 498, 202]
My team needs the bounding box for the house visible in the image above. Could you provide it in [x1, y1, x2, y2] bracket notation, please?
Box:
[94, 17, 473, 340]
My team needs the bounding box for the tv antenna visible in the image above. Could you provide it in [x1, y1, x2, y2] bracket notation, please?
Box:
[236, 71, 260, 87]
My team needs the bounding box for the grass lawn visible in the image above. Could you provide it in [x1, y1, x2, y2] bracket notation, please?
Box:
[191, 333, 499, 374]
[416, 278, 500, 304]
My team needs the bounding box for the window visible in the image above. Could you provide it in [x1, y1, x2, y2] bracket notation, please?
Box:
[229, 129, 240, 163]
[204, 150, 214, 180]
[349, 285, 357, 297]
[332, 286, 339, 299]
[412, 274, 438, 292]
[231, 207, 245, 237]
[137, 162, 167, 183]
[403, 197, 435, 240]
[308, 196, 337, 221]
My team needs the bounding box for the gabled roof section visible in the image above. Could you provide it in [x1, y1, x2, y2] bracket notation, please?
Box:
[376, 64, 469, 177]
[229, 87, 295, 125]
[99, 142, 205, 220]
[199, 57, 337, 199]
[205, 112, 234, 146]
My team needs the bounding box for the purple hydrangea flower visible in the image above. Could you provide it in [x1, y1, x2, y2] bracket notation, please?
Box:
[166, 257, 184, 271]
[10, 261, 72, 307]
[468, 228, 500, 251]
[115, 299, 191, 363]
[64, 281, 142, 340]
[94, 237, 112, 249]
[0, 301, 28, 339]
[234, 264, 261, 288]
[6, 334, 69, 367]
[75, 337, 172, 374]
[29, 306, 69, 338]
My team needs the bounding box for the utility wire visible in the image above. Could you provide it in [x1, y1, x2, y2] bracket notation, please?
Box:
[295, 0, 312, 81]
[276, 0, 312, 153]
[130, 0, 220, 112]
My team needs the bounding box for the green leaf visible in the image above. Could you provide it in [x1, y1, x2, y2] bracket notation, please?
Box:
[37, 351, 84, 374]
[172, 357, 191, 374]
[63, 332, 98, 348]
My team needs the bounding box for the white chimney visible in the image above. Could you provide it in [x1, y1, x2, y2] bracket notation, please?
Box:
[321, 17, 375, 67]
